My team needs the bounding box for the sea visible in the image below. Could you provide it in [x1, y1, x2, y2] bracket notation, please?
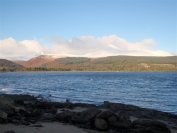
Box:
[0, 72, 176, 115]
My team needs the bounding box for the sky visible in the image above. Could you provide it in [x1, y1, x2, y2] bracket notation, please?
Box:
[0, 0, 176, 60]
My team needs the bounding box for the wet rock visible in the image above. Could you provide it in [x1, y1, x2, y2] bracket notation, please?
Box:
[108, 130, 117, 133]
[72, 108, 101, 123]
[29, 124, 43, 127]
[56, 111, 75, 123]
[96, 110, 114, 120]
[20, 121, 30, 125]
[94, 118, 108, 130]
[109, 120, 132, 131]
[109, 111, 132, 132]
[4, 131, 16, 133]
[41, 113, 56, 121]
[0, 118, 4, 123]
[104, 102, 140, 112]
[50, 106, 57, 114]
[12, 119, 20, 125]
[0, 103, 14, 116]
[108, 115, 117, 123]
[0, 110, 8, 120]
[132, 119, 171, 133]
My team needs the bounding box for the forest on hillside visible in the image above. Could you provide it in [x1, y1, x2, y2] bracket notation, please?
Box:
[1, 56, 177, 72]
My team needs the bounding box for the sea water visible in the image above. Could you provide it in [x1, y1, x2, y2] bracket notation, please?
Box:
[0, 72, 176, 114]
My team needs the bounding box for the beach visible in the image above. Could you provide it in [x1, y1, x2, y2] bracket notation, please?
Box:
[0, 94, 177, 133]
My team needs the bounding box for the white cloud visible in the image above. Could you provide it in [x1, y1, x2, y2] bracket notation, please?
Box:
[0, 35, 172, 60]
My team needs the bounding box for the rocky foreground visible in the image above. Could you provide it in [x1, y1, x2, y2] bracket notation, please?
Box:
[0, 94, 177, 133]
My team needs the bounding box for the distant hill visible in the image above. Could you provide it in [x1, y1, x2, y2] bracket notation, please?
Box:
[12, 55, 177, 72]
[0, 59, 25, 71]
[14, 55, 63, 68]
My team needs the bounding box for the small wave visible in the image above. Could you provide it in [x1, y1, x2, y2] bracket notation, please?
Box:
[1, 88, 8, 91]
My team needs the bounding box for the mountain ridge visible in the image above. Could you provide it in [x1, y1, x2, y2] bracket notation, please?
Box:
[9, 55, 177, 72]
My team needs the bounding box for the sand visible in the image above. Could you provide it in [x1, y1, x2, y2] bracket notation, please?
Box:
[1, 120, 176, 133]
[0, 122, 107, 133]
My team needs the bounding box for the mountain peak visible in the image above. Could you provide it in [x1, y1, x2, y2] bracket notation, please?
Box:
[36, 54, 66, 59]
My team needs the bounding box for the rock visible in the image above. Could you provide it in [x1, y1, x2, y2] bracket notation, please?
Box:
[108, 130, 117, 133]
[41, 113, 56, 121]
[14, 107, 20, 113]
[21, 121, 30, 125]
[72, 108, 101, 123]
[0, 118, 4, 123]
[108, 115, 117, 123]
[109, 111, 132, 132]
[0, 110, 8, 120]
[96, 111, 114, 120]
[4, 131, 16, 133]
[109, 121, 132, 131]
[56, 111, 75, 123]
[0, 103, 14, 116]
[132, 119, 171, 133]
[94, 118, 108, 130]
[104, 101, 111, 107]
[12, 119, 19, 125]
[29, 124, 43, 127]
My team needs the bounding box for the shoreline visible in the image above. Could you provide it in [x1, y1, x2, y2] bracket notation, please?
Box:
[1, 71, 177, 73]
[0, 94, 177, 133]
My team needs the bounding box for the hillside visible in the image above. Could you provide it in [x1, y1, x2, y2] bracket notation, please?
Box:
[13, 55, 65, 68]
[0, 59, 25, 71]
[12, 55, 177, 72]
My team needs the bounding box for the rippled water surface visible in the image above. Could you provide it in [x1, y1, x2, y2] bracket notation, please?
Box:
[0, 72, 177, 114]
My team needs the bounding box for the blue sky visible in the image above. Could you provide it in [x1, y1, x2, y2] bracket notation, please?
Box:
[0, 0, 176, 60]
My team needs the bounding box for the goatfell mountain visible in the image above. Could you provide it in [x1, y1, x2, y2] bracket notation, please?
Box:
[1, 55, 177, 72]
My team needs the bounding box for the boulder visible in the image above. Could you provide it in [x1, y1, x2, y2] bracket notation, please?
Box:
[94, 118, 108, 130]
[71, 108, 101, 123]
[108, 115, 117, 123]
[96, 111, 114, 120]
[0, 110, 8, 120]
[56, 111, 75, 123]
[0, 103, 14, 116]
[132, 119, 171, 133]
[4, 131, 16, 133]
[109, 111, 132, 132]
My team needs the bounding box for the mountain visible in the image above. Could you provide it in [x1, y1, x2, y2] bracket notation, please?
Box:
[12, 55, 177, 72]
[14, 54, 66, 68]
[0, 59, 25, 71]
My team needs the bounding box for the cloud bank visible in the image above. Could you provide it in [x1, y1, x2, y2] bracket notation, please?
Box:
[0, 35, 172, 60]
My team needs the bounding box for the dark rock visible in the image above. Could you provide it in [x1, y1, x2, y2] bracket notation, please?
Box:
[132, 119, 171, 133]
[28, 119, 37, 124]
[72, 108, 101, 123]
[0, 103, 14, 116]
[20, 121, 30, 125]
[108, 129, 117, 133]
[104, 101, 111, 107]
[94, 118, 108, 130]
[96, 111, 114, 120]
[0, 118, 4, 123]
[41, 113, 56, 121]
[12, 119, 19, 125]
[74, 103, 97, 108]
[56, 111, 75, 123]
[108, 115, 117, 123]
[109, 121, 132, 131]
[35, 102, 50, 109]
[29, 124, 43, 127]
[4, 131, 16, 133]
[105, 102, 140, 112]
[109, 111, 132, 132]
[50, 106, 57, 114]
[0, 110, 8, 120]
